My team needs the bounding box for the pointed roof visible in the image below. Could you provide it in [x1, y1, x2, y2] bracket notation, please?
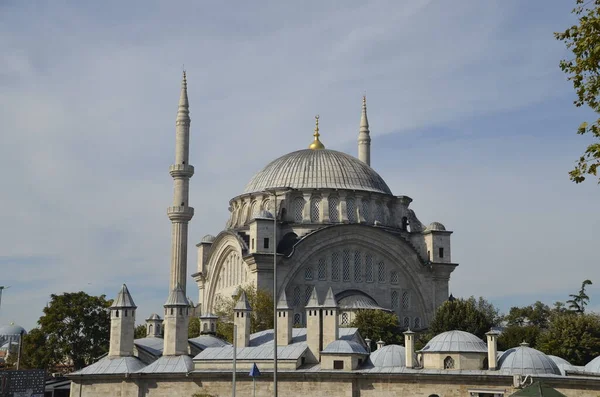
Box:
[322, 287, 337, 308]
[111, 284, 137, 309]
[234, 291, 252, 311]
[146, 313, 162, 321]
[277, 290, 291, 310]
[164, 284, 188, 307]
[359, 95, 369, 133]
[509, 382, 567, 397]
[305, 287, 320, 308]
[177, 71, 189, 122]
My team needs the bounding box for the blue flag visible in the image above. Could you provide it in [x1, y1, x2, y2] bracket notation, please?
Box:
[249, 362, 261, 377]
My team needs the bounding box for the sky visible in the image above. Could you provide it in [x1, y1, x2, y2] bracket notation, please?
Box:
[0, 0, 598, 330]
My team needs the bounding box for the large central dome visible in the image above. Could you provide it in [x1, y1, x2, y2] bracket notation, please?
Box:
[243, 149, 392, 195]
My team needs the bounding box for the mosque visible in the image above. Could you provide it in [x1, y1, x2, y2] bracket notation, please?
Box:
[66, 74, 600, 397]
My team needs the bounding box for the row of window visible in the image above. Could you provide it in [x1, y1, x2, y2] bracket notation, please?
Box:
[304, 251, 399, 284]
[290, 311, 421, 329]
[291, 285, 412, 311]
[216, 252, 248, 290]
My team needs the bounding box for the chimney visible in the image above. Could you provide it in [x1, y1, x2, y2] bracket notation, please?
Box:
[276, 291, 293, 346]
[364, 337, 372, 353]
[486, 329, 499, 370]
[404, 328, 415, 368]
[305, 287, 322, 363]
[321, 288, 339, 349]
[233, 291, 252, 348]
[376, 340, 385, 350]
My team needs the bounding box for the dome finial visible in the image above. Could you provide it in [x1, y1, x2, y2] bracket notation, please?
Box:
[309, 114, 325, 150]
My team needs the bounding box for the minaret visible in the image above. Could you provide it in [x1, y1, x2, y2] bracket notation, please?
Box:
[358, 95, 371, 165]
[168, 71, 195, 291]
[109, 284, 136, 357]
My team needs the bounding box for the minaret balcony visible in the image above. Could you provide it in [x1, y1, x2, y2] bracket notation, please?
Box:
[169, 164, 195, 178]
[167, 206, 194, 221]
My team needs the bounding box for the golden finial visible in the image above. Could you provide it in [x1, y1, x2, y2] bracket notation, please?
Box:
[309, 114, 325, 150]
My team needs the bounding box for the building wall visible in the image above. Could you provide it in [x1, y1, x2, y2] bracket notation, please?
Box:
[422, 352, 487, 370]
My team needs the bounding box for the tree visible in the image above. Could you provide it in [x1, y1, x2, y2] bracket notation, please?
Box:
[566, 279, 593, 313]
[134, 324, 147, 339]
[505, 301, 551, 329]
[22, 292, 112, 371]
[213, 285, 273, 343]
[555, 0, 600, 184]
[188, 317, 201, 338]
[498, 325, 542, 351]
[428, 297, 498, 340]
[350, 310, 403, 349]
[537, 312, 600, 366]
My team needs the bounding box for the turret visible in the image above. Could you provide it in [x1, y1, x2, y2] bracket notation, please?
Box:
[248, 211, 275, 254]
[109, 284, 137, 357]
[234, 291, 252, 348]
[358, 95, 371, 165]
[277, 290, 293, 346]
[305, 287, 322, 363]
[200, 313, 218, 335]
[145, 313, 162, 338]
[163, 284, 190, 356]
[423, 222, 452, 264]
[321, 287, 338, 349]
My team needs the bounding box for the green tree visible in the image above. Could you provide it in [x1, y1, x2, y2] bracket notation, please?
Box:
[23, 292, 112, 371]
[555, 0, 600, 184]
[428, 297, 497, 340]
[350, 310, 403, 349]
[498, 325, 542, 351]
[505, 301, 551, 329]
[537, 312, 600, 366]
[213, 285, 273, 343]
[188, 317, 201, 338]
[134, 324, 147, 339]
[566, 279, 593, 313]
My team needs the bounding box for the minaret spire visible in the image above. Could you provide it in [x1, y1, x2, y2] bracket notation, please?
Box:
[164, 72, 194, 355]
[358, 95, 371, 165]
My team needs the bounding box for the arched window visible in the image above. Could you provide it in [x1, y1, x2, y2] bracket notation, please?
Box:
[390, 271, 399, 284]
[262, 199, 271, 212]
[304, 267, 313, 281]
[353, 251, 362, 282]
[149, 324, 153, 333]
[378, 261, 386, 283]
[342, 250, 351, 282]
[203, 323, 208, 332]
[414, 317, 421, 329]
[391, 291, 399, 309]
[293, 197, 305, 222]
[444, 356, 455, 369]
[374, 202, 384, 223]
[403, 316, 410, 328]
[211, 323, 215, 332]
[328, 197, 339, 222]
[250, 201, 259, 220]
[241, 203, 248, 224]
[310, 197, 320, 222]
[346, 198, 356, 223]
[402, 291, 410, 310]
[341, 312, 349, 325]
[293, 286, 301, 306]
[305, 286, 313, 305]
[365, 254, 373, 282]
[331, 252, 340, 281]
[318, 258, 326, 280]
[401, 216, 408, 231]
[294, 313, 302, 326]
[362, 200, 371, 223]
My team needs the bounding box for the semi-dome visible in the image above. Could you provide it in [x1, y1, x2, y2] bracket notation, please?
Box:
[368, 344, 415, 368]
[585, 355, 600, 373]
[146, 313, 161, 321]
[427, 222, 446, 231]
[336, 291, 391, 312]
[420, 330, 487, 353]
[243, 149, 392, 195]
[498, 343, 560, 375]
[201, 234, 216, 243]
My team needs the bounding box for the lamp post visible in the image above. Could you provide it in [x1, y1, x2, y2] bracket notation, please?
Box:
[261, 187, 292, 397]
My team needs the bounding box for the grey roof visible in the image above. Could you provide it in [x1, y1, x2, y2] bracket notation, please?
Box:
[420, 330, 487, 353]
[71, 356, 146, 375]
[585, 355, 600, 373]
[497, 344, 561, 375]
[336, 293, 389, 311]
[277, 291, 290, 310]
[146, 313, 162, 321]
[188, 335, 230, 350]
[200, 312, 219, 319]
[111, 284, 136, 309]
[201, 234, 216, 243]
[187, 296, 195, 307]
[0, 323, 26, 336]
[248, 327, 360, 347]
[253, 210, 274, 220]
[322, 340, 368, 355]
[134, 337, 164, 357]
[367, 344, 415, 368]
[243, 149, 393, 195]
[195, 343, 307, 361]
[548, 355, 576, 376]
[234, 291, 252, 311]
[164, 284, 188, 306]
[426, 221, 446, 231]
[322, 288, 337, 308]
[305, 287, 320, 308]
[137, 355, 194, 374]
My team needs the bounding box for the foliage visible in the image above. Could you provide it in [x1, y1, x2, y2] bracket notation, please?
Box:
[134, 324, 147, 339]
[566, 279, 593, 313]
[188, 317, 201, 338]
[213, 285, 274, 343]
[555, 0, 600, 184]
[466, 296, 503, 326]
[428, 297, 498, 340]
[22, 292, 112, 371]
[505, 301, 551, 329]
[497, 325, 542, 351]
[350, 310, 403, 349]
[537, 312, 600, 366]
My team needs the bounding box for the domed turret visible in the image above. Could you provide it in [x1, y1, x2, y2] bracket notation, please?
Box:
[368, 344, 415, 368]
[497, 342, 560, 375]
[421, 330, 487, 353]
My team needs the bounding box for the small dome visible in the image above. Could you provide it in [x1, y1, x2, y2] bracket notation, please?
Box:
[322, 340, 368, 355]
[368, 344, 415, 368]
[254, 210, 274, 220]
[585, 355, 600, 373]
[146, 313, 162, 321]
[0, 323, 26, 337]
[427, 222, 446, 231]
[498, 343, 560, 375]
[201, 234, 216, 243]
[420, 330, 487, 353]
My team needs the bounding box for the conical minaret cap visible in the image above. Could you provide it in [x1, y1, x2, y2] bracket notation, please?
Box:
[277, 290, 291, 310]
[322, 287, 337, 308]
[360, 95, 370, 132]
[234, 290, 252, 311]
[111, 284, 137, 309]
[305, 287, 320, 308]
[164, 283, 189, 307]
[177, 70, 190, 121]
